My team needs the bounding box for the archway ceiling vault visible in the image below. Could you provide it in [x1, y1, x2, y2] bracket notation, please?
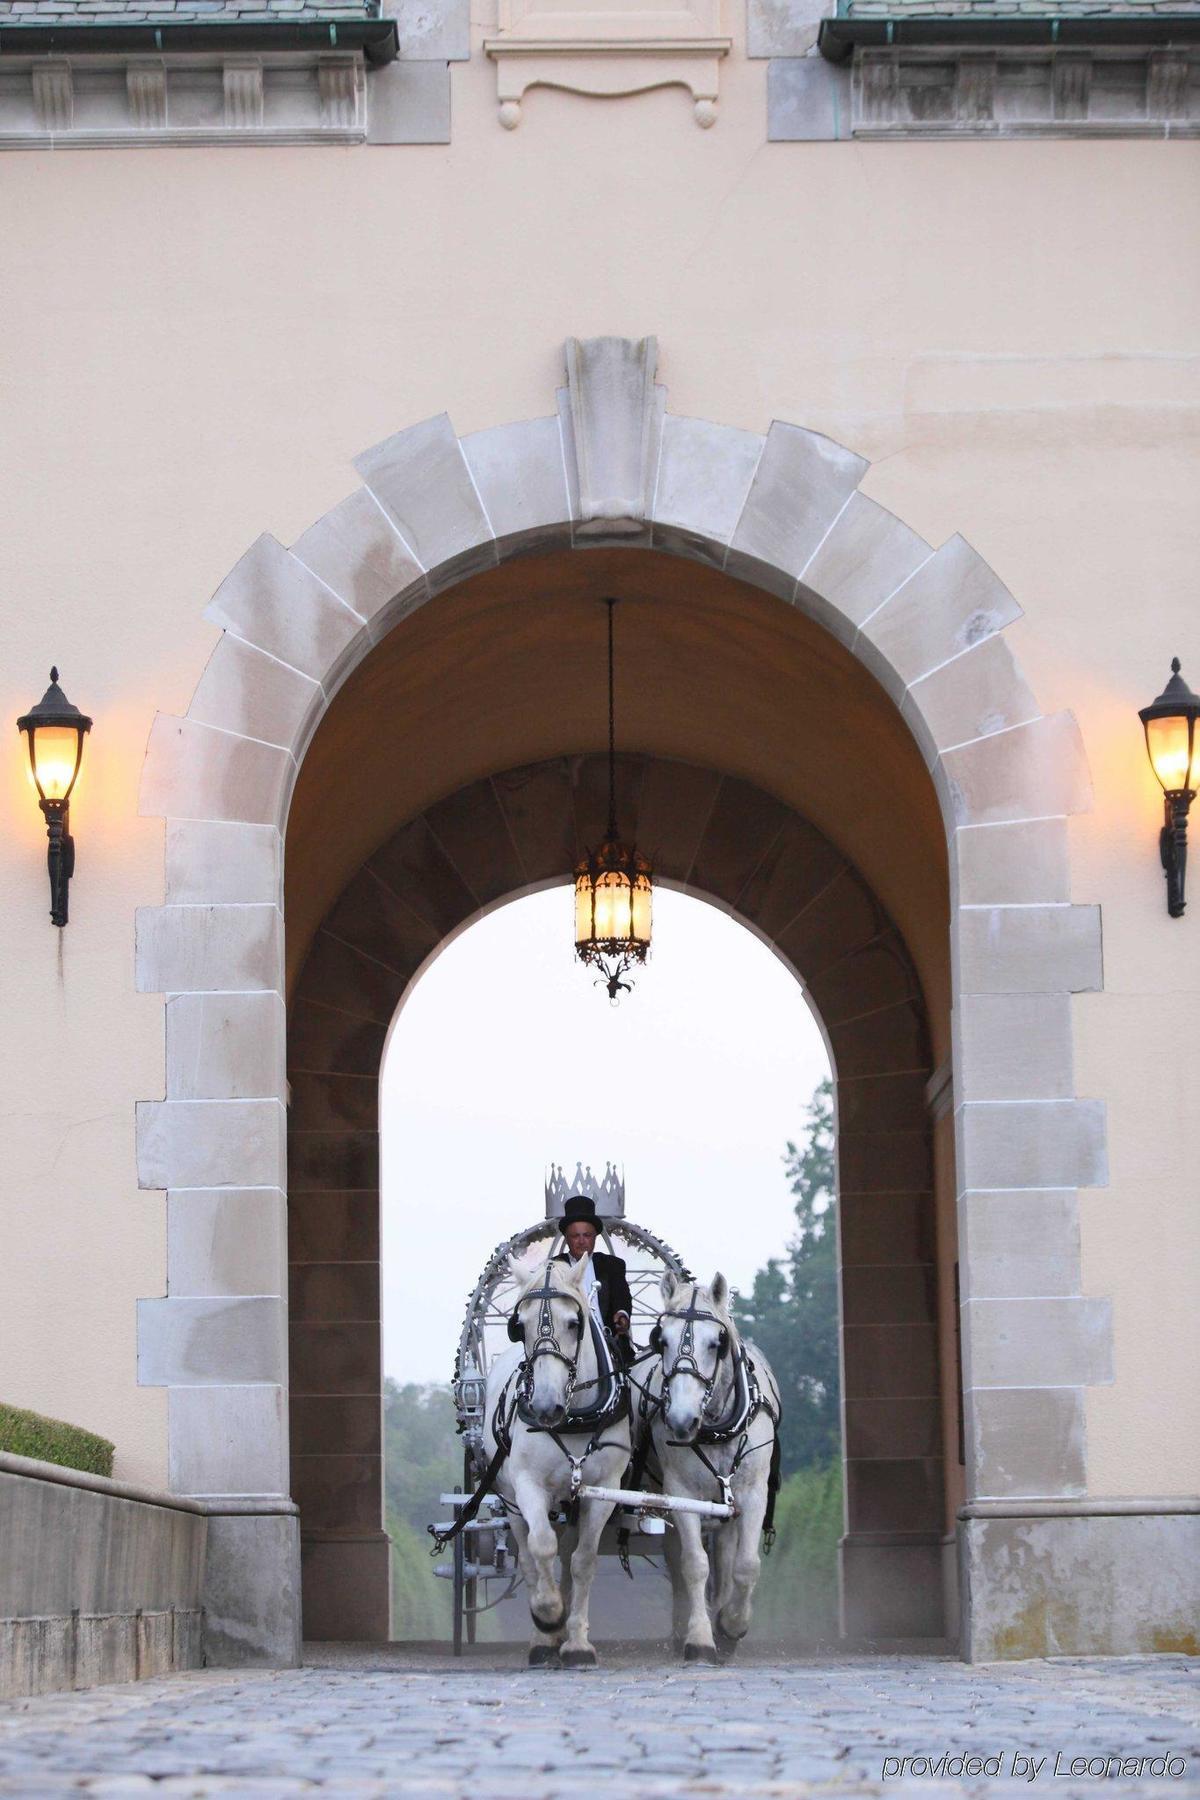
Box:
[285, 548, 949, 1042]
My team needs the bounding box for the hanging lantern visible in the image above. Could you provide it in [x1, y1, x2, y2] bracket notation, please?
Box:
[573, 600, 653, 1001]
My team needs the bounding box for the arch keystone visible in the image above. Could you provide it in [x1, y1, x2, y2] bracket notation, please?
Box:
[564, 335, 661, 536]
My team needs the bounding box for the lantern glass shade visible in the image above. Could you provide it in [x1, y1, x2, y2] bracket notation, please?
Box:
[1144, 712, 1199, 796]
[17, 670, 92, 809]
[1139, 659, 1200, 798]
[26, 723, 86, 803]
[574, 842, 653, 961]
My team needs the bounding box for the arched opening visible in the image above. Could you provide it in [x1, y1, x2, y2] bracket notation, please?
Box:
[282, 548, 957, 1644]
[379, 884, 833, 1645]
[138, 367, 1105, 1664]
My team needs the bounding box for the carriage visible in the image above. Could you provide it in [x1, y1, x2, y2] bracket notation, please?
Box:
[430, 1161, 701, 1653]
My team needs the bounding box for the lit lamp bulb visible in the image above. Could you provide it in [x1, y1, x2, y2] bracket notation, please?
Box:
[1139, 657, 1199, 919]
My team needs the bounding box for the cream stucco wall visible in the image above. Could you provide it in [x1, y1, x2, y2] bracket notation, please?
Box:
[1, 10, 1197, 1492]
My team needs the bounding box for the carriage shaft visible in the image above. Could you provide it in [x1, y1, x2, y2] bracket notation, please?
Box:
[576, 1483, 736, 1520]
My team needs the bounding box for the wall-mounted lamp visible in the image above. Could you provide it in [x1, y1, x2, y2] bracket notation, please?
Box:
[17, 669, 92, 928]
[1139, 658, 1199, 919]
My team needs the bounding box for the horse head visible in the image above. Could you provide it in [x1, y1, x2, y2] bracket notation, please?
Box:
[507, 1254, 589, 1429]
[653, 1271, 734, 1441]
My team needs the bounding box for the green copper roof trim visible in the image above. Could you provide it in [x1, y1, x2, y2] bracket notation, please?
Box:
[0, 17, 399, 62]
[820, 12, 1200, 59]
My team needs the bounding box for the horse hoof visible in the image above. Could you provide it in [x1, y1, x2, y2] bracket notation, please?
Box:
[714, 1620, 746, 1662]
[530, 1606, 568, 1634]
[527, 1645, 561, 1668]
[560, 1647, 598, 1668]
[683, 1642, 719, 1665]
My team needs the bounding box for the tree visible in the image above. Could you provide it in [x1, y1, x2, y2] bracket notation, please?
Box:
[732, 1078, 839, 1476]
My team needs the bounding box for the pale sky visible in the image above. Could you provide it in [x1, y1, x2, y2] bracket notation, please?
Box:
[381, 886, 830, 1385]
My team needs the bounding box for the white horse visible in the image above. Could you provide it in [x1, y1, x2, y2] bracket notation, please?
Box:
[646, 1271, 781, 1663]
[482, 1254, 632, 1667]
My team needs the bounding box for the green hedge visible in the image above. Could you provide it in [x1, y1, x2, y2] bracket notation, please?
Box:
[0, 1403, 114, 1478]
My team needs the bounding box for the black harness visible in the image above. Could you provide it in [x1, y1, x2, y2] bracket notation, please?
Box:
[429, 1276, 628, 1556]
[637, 1292, 783, 1549]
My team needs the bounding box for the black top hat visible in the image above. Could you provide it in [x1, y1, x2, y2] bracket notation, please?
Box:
[561, 1195, 603, 1230]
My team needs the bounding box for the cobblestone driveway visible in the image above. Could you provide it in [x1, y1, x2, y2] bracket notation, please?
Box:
[0, 1649, 1196, 1798]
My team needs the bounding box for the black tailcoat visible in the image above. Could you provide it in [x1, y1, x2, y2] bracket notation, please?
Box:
[553, 1249, 632, 1332]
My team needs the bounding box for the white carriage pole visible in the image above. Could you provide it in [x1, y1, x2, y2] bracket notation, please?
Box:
[576, 1483, 736, 1520]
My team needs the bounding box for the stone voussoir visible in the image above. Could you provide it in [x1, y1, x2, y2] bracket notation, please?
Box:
[204, 533, 365, 685]
[727, 417, 868, 592]
[187, 631, 324, 754]
[651, 413, 765, 558]
[797, 489, 934, 649]
[459, 415, 573, 552]
[354, 411, 497, 588]
[854, 532, 1023, 707]
[140, 714, 292, 827]
[941, 710, 1093, 827]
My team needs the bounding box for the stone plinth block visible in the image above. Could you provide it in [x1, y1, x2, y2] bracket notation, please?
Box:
[355, 413, 496, 586]
[202, 1511, 301, 1667]
[966, 1385, 1085, 1497]
[136, 1098, 286, 1191]
[957, 1098, 1107, 1193]
[165, 991, 286, 1102]
[167, 1188, 287, 1298]
[954, 992, 1074, 1103]
[138, 1295, 287, 1387]
[959, 1188, 1081, 1299]
[166, 821, 281, 908]
[960, 1509, 1200, 1660]
[137, 904, 283, 997]
[956, 904, 1102, 996]
[205, 534, 363, 684]
[952, 817, 1070, 907]
[962, 1295, 1113, 1390]
[169, 1384, 289, 1496]
[301, 1532, 391, 1642]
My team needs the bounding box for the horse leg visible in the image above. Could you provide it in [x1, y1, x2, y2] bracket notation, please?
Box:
[510, 1480, 567, 1663]
[663, 1525, 689, 1655]
[560, 1498, 611, 1668]
[710, 1516, 737, 1625]
[714, 1485, 768, 1659]
[674, 1511, 718, 1664]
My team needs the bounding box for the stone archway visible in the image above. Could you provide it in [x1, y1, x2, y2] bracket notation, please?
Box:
[134, 337, 1108, 1665]
[289, 751, 943, 1643]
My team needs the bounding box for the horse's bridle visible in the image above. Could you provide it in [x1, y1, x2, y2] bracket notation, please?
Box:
[511, 1276, 586, 1407]
[652, 1288, 730, 1413]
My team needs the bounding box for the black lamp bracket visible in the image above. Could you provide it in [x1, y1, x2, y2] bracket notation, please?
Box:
[1160, 791, 1192, 920]
[41, 797, 75, 928]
